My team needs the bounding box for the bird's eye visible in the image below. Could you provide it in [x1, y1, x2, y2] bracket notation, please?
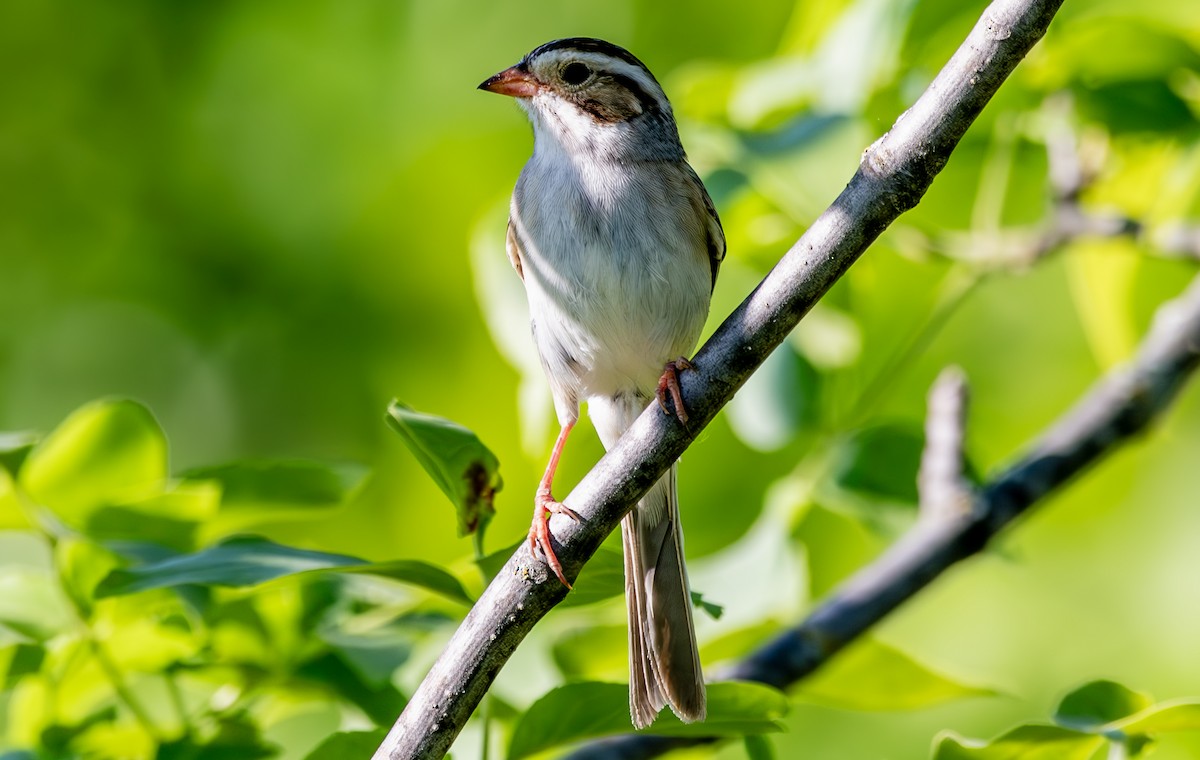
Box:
[561, 62, 591, 86]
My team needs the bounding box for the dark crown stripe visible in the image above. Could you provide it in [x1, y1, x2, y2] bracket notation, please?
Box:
[525, 37, 659, 83]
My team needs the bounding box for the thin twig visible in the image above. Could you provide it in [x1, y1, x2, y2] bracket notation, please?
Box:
[564, 272, 1200, 759]
[373, 0, 1067, 756]
[918, 367, 973, 524]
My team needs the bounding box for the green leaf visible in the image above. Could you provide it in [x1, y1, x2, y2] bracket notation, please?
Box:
[386, 401, 502, 540]
[0, 569, 73, 642]
[338, 559, 473, 605]
[95, 535, 471, 604]
[832, 424, 924, 505]
[0, 431, 39, 477]
[19, 399, 167, 528]
[475, 539, 522, 583]
[552, 625, 627, 681]
[156, 714, 279, 760]
[303, 730, 388, 760]
[691, 591, 724, 620]
[55, 537, 119, 616]
[744, 734, 775, 760]
[0, 466, 31, 531]
[507, 681, 789, 760]
[1111, 700, 1200, 735]
[800, 638, 994, 710]
[561, 547, 625, 608]
[298, 652, 408, 725]
[1054, 680, 1154, 731]
[0, 643, 44, 689]
[792, 502, 884, 597]
[184, 460, 367, 536]
[933, 726, 1103, 760]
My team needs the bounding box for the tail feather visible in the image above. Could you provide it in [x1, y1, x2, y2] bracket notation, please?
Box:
[594, 394, 704, 728]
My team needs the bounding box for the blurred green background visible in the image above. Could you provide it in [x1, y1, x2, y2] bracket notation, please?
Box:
[3, 0, 1200, 757]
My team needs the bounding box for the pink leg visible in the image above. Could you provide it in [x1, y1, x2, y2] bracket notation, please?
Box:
[655, 357, 696, 425]
[529, 420, 581, 588]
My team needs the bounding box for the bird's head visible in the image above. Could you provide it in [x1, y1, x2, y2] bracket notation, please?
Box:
[479, 37, 682, 161]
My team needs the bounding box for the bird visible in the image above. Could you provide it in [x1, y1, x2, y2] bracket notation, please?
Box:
[479, 38, 724, 728]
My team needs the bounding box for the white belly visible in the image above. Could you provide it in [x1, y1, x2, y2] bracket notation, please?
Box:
[512, 153, 712, 408]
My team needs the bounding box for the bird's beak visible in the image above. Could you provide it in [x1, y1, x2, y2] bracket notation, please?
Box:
[478, 65, 540, 98]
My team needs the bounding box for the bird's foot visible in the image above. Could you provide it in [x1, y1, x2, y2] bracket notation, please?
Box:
[655, 357, 696, 426]
[529, 490, 581, 588]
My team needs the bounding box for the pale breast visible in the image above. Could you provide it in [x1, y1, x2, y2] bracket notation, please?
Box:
[512, 152, 712, 399]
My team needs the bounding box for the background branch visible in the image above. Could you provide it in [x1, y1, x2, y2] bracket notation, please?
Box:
[374, 0, 1067, 756]
[565, 271, 1200, 760]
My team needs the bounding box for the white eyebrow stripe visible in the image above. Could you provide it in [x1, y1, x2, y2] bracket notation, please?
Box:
[537, 49, 670, 112]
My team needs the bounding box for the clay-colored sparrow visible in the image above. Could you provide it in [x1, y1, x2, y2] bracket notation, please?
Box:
[480, 37, 724, 728]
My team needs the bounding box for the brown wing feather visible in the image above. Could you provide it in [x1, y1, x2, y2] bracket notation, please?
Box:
[683, 164, 725, 293]
[505, 219, 525, 281]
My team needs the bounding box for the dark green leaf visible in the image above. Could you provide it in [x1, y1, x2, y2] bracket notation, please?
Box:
[95, 535, 471, 604]
[561, 548, 624, 608]
[0, 431, 37, 477]
[298, 652, 407, 725]
[690, 591, 724, 620]
[507, 681, 788, 760]
[1, 643, 44, 688]
[20, 399, 167, 528]
[744, 734, 775, 760]
[156, 714, 278, 760]
[1054, 680, 1153, 731]
[475, 539, 522, 583]
[183, 460, 367, 535]
[339, 559, 473, 605]
[386, 401, 501, 540]
[303, 730, 388, 760]
[832, 424, 924, 505]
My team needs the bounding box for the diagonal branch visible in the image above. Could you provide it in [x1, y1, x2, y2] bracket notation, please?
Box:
[373, 0, 1067, 756]
[565, 272, 1200, 759]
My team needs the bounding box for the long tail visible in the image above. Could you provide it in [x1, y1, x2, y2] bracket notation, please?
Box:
[590, 395, 705, 728]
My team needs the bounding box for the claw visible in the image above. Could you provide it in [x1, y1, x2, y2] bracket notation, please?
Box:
[530, 494, 576, 588]
[655, 357, 696, 426]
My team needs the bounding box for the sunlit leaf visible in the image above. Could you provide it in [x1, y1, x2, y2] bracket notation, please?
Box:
[386, 401, 501, 542]
[552, 625, 627, 681]
[0, 466, 31, 531]
[19, 399, 167, 528]
[1066, 242, 1141, 370]
[800, 638, 994, 710]
[95, 535, 472, 604]
[55, 537, 119, 616]
[507, 681, 789, 760]
[1110, 700, 1200, 735]
[0, 569, 72, 642]
[303, 730, 388, 760]
[933, 726, 1103, 760]
[792, 502, 884, 597]
[1054, 679, 1153, 731]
